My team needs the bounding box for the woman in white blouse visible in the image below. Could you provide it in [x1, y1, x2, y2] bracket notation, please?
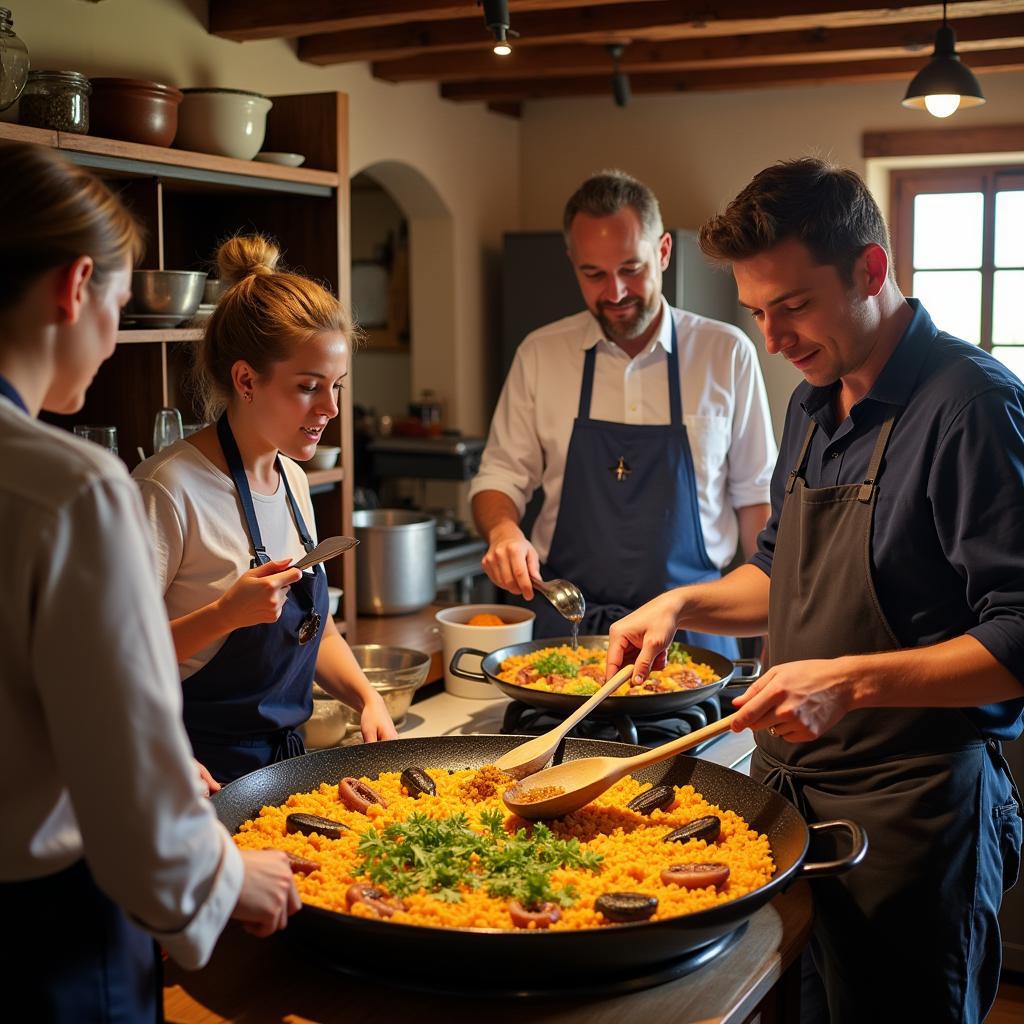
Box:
[0, 143, 298, 1022]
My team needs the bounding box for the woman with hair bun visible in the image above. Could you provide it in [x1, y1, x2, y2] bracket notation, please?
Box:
[134, 235, 396, 784]
[0, 145, 299, 1022]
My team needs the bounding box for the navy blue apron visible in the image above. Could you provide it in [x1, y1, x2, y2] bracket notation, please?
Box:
[755, 416, 1022, 1024]
[182, 413, 329, 784]
[4, 860, 163, 1023]
[2, 375, 161, 1021]
[532, 319, 739, 656]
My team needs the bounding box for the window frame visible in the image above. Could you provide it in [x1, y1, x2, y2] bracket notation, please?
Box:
[891, 164, 1024, 352]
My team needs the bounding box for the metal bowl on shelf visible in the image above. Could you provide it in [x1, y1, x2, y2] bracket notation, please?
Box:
[121, 270, 207, 328]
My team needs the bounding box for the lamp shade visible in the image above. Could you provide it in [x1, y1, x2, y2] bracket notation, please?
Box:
[902, 24, 986, 114]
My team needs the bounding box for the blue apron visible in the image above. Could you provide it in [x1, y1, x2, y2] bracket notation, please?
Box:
[2, 375, 161, 1021]
[182, 413, 329, 784]
[532, 319, 739, 656]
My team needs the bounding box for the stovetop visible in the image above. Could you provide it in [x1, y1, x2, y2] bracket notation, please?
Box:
[500, 694, 725, 751]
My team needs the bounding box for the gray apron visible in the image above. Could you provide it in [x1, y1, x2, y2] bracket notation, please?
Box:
[753, 415, 1022, 1024]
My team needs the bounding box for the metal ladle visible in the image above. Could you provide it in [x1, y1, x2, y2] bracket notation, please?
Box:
[530, 575, 586, 624]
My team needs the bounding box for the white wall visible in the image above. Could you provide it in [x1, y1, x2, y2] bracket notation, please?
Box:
[10, 0, 521, 435]
[518, 72, 1024, 431]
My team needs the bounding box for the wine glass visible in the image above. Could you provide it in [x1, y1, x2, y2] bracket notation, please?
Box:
[153, 407, 183, 453]
[73, 424, 118, 456]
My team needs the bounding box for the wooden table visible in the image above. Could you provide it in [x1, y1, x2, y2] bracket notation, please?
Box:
[352, 603, 452, 685]
[163, 884, 811, 1024]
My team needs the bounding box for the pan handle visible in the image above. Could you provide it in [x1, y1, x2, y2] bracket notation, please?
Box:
[449, 648, 489, 683]
[732, 657, 761, 683]
[798, 819, 868, 878]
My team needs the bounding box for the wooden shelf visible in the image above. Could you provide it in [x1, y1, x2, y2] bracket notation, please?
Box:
[303, 467, 344, 486]
[117, 328, 204, 344]
[0, 122, 339, 198]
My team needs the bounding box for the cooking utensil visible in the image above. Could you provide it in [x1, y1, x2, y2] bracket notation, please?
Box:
[531, 575, 585, 622]
[493, 663, 635, 779]
[352, 509, 436, 615]
[122, 269, 206, 327]
[504, 712, 739, 818]
[291, 535, 358, 572]
[211, 736, 865, 996]
[449, 635, 761, 719]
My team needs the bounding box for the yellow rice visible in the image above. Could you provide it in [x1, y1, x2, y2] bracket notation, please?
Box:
[232, 769, 775, 931]
[497, 645, 720, 696]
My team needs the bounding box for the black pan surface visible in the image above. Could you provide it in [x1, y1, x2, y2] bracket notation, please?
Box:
[212, 735, 860, 995]
[451, 635, 757, 717]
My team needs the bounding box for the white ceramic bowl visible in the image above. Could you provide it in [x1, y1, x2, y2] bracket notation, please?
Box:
[176, 88, 272, 161]
[305, 445, 340, 470]
[435, 605, 535, 699]
[301, 691, 354, 749]
[327, 586, 343, 616]
[255, 151, 305, 167]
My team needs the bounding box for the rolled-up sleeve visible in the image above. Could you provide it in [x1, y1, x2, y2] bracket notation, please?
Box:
[930, 386, 1024, 684]
[726, 332, 776, 510]
[468, 340, 544, 515]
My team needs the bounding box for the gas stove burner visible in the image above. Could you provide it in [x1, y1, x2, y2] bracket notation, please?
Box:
[500, 695, 723, 750]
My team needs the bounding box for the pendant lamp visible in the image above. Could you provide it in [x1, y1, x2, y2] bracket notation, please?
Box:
[902, 1, 985, 118]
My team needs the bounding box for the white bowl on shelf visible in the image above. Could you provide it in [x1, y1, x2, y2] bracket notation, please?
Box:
[327, 586, 343, 616]
[175, 88, 272, 161]
[305, 445, 340, 471]
[255, 151, 305, 167]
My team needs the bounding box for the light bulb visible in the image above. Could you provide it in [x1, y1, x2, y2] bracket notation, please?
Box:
[924, 94, 961, 118]
[493, 42, 511, 56]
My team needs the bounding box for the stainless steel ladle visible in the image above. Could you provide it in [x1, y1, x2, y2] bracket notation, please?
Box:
[530, 575, 586, 623]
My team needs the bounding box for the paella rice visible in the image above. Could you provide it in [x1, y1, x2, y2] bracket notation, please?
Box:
[497, 642, 720, 696]
[232, 767, 774, 931]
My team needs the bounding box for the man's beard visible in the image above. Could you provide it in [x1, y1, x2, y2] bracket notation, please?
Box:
[595, 296, 660, 345]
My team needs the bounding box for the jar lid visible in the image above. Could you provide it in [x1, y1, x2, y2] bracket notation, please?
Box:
[27, 70, 92, 92]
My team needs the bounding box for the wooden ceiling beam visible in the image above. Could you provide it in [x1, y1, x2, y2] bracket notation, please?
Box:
[298, 0, 998, 65]
[374, 13, 1024, 81]
[209, 0, 649, 42]
[439, 46, 1024, 101]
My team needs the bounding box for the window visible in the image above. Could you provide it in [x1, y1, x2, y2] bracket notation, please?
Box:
[892, 166, 1024, 377]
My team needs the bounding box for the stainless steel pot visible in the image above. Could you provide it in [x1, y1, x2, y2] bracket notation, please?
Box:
[352, 509, 436, 614]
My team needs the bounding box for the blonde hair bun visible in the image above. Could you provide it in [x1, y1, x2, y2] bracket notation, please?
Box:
[216, 234, 280, 286]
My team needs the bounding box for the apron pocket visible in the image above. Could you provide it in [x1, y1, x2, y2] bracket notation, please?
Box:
[994, 800, 1023, 892]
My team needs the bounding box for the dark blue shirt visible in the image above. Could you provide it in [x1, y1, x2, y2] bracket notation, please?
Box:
[752, 300, 1024, 740]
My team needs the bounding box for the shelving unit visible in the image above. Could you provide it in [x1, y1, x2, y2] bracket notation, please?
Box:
[0, 93, 357, 637]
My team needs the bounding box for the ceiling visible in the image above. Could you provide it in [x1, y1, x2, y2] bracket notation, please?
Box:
[208, 1, 1024, 117]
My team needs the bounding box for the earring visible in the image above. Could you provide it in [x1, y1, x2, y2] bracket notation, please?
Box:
[243, 391, 253, 403]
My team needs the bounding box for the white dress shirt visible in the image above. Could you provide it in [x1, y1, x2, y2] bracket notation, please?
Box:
[133, 440, 318, 679]
[470, 299, 776, 567]
[0, 398, 242, 969]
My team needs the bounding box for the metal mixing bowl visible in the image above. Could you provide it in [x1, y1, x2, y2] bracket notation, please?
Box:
[123, 269, 207, 327]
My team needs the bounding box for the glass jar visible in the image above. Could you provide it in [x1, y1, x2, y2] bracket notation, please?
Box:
[0, 8, 30, 112]
[19, 70, 90, 134]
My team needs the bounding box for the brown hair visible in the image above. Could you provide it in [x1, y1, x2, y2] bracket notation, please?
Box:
[0, 143, 142, 310]
[563, 170, 664, 244]
[698, 157, 892, 284]
[193, 235, 356, 421]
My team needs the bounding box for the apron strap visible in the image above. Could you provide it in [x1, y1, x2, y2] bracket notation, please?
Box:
[577, 313, 683, 425]
[857, 413, 898, 503]
[0, 374, 29, 415]
[786, 421, 818, 495]
[216, 412, 317, 565]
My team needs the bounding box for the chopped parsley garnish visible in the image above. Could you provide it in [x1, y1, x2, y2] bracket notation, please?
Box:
[667, 642, 692, 666]
[355, 809, 602, 908]
[531, 652, 579, 677]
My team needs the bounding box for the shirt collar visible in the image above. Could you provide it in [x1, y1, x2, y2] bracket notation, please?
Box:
[582, 295, 672, 356]
[798, 298, 937, 418]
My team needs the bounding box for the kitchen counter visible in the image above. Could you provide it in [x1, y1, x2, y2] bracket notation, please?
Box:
[353, 602, 452, 684]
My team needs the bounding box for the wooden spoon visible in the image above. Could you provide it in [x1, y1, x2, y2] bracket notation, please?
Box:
[502, 711, 740, 819]
[492, 664, 635, 780]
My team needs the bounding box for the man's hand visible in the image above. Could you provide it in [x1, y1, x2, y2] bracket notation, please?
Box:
[606, 590, 687, 682]
[729, 657, 857, 741]
[480, 522, 541, 600]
